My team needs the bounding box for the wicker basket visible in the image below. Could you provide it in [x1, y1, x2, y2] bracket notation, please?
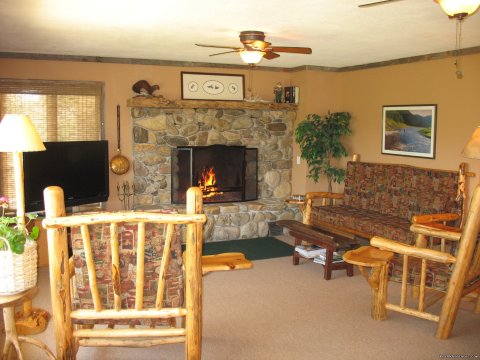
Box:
[0, 239, 37, 294]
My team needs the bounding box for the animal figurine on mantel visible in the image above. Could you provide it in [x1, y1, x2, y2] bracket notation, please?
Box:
[132, 80, 161, 96]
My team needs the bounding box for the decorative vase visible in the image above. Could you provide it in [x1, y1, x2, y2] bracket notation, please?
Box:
[0, 239, 37, 294]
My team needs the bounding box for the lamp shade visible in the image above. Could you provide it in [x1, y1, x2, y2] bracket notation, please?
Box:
[0, 114, 46, 152]
[435, 0, 480, 18]
[240, 50, 265, 64]
[461, 126, 480, 159]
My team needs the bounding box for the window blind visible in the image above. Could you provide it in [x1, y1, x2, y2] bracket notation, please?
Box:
[0, 79, 104, 209]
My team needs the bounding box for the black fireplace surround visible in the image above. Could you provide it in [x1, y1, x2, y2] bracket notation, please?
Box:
[171, 145, 258, 204]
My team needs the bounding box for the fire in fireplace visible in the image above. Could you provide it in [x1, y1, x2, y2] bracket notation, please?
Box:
[198, 166, 223, 198]
[171, 145, 258, 204]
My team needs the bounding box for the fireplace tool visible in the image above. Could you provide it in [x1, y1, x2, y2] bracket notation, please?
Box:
[117, 181, 135, 210]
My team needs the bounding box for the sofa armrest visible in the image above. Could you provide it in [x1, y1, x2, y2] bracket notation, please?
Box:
[305, 192, 344, 201]
[370, 236, 457, 264]
[411, 213, 460, 224]
[303, 191, 344, 224]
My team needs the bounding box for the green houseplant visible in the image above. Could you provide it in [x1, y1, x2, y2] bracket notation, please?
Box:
[295, 112, 352, 192]
[0, 196, 39, 254]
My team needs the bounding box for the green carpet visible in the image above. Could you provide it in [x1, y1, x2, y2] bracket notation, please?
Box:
[184, 237, 294, 261]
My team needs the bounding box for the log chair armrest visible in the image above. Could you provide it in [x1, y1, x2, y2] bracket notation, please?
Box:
[409, 223, 461, 242]
[182, 252, 253, 275]
[370, 236, 457, 264]
[201, 252, 253, 275]
[411, 213, 460, 224]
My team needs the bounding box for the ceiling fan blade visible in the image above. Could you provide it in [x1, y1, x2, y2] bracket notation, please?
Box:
[358, 0, 404, 8]
[263, 52, 280, 60]
[209, 50, 239, 57]
[270, 47, 312, 54]
[195, 43, 241, 50]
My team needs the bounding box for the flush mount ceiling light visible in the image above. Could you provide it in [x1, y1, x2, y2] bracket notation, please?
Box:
[239, 50, 265, 65]
[195, 30, 311, 65]
[434, 0, 480, 19]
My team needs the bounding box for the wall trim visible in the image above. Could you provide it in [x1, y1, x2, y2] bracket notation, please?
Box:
[1, 46, 479, 73]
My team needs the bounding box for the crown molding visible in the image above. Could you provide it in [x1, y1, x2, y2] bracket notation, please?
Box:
[1, 46, 479, 73]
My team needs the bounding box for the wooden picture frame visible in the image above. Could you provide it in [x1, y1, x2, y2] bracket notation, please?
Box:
[181, 72, 245, 101]
[381, 104, 437, 159]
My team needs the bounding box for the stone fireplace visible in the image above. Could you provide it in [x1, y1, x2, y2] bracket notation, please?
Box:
[129, 98, 302, 241]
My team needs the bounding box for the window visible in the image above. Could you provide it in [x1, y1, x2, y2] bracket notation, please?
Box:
[0, 79, 104, 209]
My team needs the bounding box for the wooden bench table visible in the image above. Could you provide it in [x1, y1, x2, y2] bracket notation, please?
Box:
[276, 220, 360, 280]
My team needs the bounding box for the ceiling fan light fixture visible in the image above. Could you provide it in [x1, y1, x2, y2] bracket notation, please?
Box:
[435, 0, 480, 19]
[240, 50, 265, 64]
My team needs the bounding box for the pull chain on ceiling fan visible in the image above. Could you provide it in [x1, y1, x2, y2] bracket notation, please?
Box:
[434, 0, 480, 79]
[360, 0, 480, 78]
[195, 30, 312, 65]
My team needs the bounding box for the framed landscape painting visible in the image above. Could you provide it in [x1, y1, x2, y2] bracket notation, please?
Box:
[381, 104, 437, 159]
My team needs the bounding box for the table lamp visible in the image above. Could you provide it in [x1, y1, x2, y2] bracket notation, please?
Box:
[462, 127, 480, 159]
[0, 114, 49, 334]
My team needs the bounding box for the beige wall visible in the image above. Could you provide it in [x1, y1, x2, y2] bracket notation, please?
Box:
[336, 53, 480, 200]
[291, 69, 343, 195]
[0, 59, 291, 210]
[1, 53, 479, 210]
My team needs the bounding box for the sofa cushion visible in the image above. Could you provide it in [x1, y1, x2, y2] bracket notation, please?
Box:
[310, 205, 414, 244]
[343, 162, 461, 220]
[70, 209, 183, 320]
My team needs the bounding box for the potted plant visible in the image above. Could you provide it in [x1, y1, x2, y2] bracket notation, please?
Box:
[295, 112, 352, 192]
[0, 196, 39, 294]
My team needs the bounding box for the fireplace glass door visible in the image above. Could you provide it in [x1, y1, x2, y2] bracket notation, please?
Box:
[171, 145, 257, 204]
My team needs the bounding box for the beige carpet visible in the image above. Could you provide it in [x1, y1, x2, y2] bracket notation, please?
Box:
[3, 246, 480, 359]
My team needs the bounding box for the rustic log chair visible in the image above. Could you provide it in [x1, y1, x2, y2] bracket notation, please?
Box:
[344, 183, 480, 339]
[42, 185, 250, 359]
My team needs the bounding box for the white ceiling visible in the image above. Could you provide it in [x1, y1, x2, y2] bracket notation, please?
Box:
[1, 0, 479, 69]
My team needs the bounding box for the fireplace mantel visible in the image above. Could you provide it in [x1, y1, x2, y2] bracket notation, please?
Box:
[127, 96, 298, 110]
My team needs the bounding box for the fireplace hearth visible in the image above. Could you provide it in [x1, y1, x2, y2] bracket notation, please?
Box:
[171, 145, 258, 204]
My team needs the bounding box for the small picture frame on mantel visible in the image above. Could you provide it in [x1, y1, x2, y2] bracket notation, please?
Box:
[181, 72, 245, 101]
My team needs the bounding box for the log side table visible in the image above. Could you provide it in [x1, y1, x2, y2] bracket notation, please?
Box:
[0, 286, 55, 360]
[343, 246, 394, 320]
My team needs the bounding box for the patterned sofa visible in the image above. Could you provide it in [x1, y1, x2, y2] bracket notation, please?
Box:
[304, 161, 467, 246]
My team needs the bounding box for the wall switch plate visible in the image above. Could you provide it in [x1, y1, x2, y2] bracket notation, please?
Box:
[296, 156, 301, 165]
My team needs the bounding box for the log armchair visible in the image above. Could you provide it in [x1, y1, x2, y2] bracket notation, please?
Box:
[344, 184, 480, 339]
[42, 186, 207, 359]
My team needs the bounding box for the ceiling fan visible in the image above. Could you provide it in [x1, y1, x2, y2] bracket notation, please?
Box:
[195, 30, 312, 65]
[357, 0, 405, 8]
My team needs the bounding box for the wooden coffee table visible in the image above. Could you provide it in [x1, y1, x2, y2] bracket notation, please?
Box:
[276, 220, 361, 280]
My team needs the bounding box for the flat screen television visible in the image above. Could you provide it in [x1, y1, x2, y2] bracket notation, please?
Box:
[23, 140, 109, 212]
